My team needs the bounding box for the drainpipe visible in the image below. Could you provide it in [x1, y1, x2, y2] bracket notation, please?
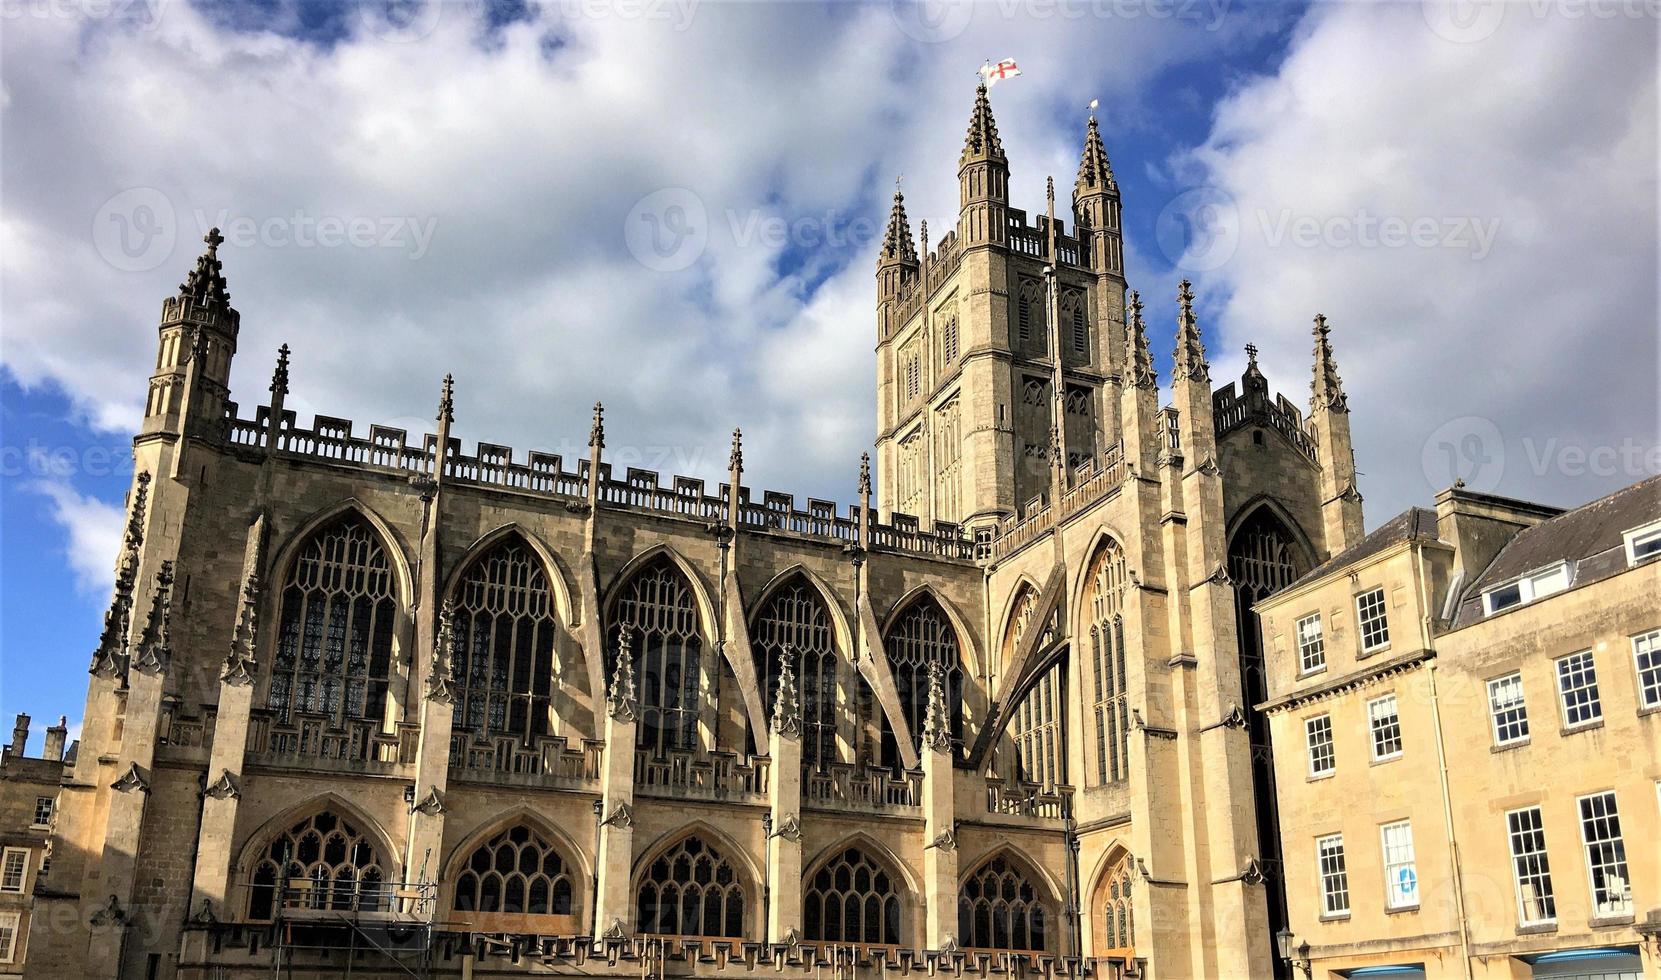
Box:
[1418, 548, 1474, 980]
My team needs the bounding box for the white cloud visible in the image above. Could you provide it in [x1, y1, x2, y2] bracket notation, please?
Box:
[1180, 2, 1658, 517]
[27, 480, 125, 596]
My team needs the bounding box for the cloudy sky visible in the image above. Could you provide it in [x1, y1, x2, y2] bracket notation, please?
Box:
[1, 0, 1655, 738]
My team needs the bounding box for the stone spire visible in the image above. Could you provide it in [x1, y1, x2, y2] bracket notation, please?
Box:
[178, 228, 231, 316]
[1242, 342, 1268, 395]
[920, 661, 952, 753]
[1074, 115, 1118, 196]
[728, 428, 744, 476]
[1172, 279, 1210, 383]
[606, 626, 638, 721]
[770, 646, 802, 737]
[270, 344, 290, 397]
[589, 401, 605, 449]
[1125, 290, 1155, 390]
[90, 473, 150, 676]
[1310, 314, 1349, 413]
[878, 185, 919, 266]
[960, 82, 1006, 164]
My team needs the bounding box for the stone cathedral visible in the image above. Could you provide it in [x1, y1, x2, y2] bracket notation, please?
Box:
[27, 85, 1367, 979]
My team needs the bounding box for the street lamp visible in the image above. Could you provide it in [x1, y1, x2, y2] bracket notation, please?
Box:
[1275, 930, 1311, 977]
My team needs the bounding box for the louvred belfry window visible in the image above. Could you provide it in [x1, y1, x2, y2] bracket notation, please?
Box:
[451, 540, 559, 740]
[611, 557, 703, 757]
[268, 516, 397, 725]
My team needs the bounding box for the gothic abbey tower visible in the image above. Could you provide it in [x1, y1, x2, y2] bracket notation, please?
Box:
[20, 84, 1365, 980]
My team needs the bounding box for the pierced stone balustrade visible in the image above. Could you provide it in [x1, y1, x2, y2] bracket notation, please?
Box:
[245, 710, 416, 774]
[633, 749, 770, 804]
[448, 731, 603, 789]
[803, 763, 922, 813]
[984, 776, 1074, 823]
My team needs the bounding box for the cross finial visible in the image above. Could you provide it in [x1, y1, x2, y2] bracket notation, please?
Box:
[729, 428, 743, 475]
[1245, 343, 1258, 364]
[204, 227, 224, 251]
[588, 402, 605, 449]
[270, 343, 291, 396]
[437, 373, 455, 424]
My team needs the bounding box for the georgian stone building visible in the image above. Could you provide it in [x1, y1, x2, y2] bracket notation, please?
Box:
[24, 85, 1369, 979]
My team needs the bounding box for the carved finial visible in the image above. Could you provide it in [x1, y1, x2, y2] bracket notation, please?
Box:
[1046, 174, 1055, 206]
[424, 600, 459, 704]
[131, 561, 175, 676]
[918, 218, 929, 257]
[858, 452, 872, 498]
[729, 428, 743, 475]
[437, 374, 454, 424]
[770, 646, 802, 738]
[1243, 342, 1266, 389]
[1075, 114, 1118, 195]
[961, 80, 1005, 163]
[1172, 280, 1210, 383]
[607, 625, 638, 722]
[270, 344, 290, 397]
[920, 661, 952, 753]
[1125, 290, 1155, 389]
[179, 228, 231, 314]
[1310, 313, 1349, 413]
[589, 401, 605, 450]
[221, 572, 261, 685]
[91, 473, 150, 676]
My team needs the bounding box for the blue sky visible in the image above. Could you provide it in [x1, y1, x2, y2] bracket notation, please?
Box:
[1, 0, 1655, 743]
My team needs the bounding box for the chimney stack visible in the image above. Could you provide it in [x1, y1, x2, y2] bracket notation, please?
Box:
[10, 713, 30, 757]
[44, 716, 68, 761]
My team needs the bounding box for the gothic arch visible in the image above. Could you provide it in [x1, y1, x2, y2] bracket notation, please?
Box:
[267, 499, 415, 611]
[804, 831, 922, 899]
[748, 564, 855, 660]
[747, 567, 852, 767]
[994, 574, 1046, 676]
[601, 544, 721, 641]
[1085, 842, 1136, 956]
[1069, 524, 1133, 632]
[441, 524, 576, 626]
[880, 587, 974, 765]
[630, 822, 761, 939]
[880, 585, 984, 680]
[1225, 496, 1317, 572]
[802, 835, 914, 946]
[959, 845, 1065, 911]
[442, 806, 593, 895]
[233, 792, 402, 920]
[956, 846, 1062, 952]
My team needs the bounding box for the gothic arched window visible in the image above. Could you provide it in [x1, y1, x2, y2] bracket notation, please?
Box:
[1087, 540, 1130, 785]
[804, 847, 903, 945]
[450, 539, 559, 741]
[883, 596, 963, 766]
[1001, 587, 1064, 787]
[753, 579, 839, 768]
[246, 810, 385, 921]
[610, 557, 703, 757]
[635, 835, 745, 939]
[453, 824, 574, 917]
[1101, 855, 1134, 952]
[958, 855, 1049, 952]
[268, 515, 397, 725]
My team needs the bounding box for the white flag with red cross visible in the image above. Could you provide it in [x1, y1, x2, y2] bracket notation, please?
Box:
[980, 58, 1021, 88]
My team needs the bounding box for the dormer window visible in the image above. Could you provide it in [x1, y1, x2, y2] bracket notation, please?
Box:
[1482, 561, 1572, 616]
[1622, 520, 1661, 566]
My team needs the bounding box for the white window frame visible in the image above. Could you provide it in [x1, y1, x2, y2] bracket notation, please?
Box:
[1481, 561, 1571, 615]
[0, 910, 18, 964]
[1316, 834, 1349, 917]
[1305, 714, 1335, 778]
[0, 848, 28, 894]
[1367, 694, 1403, 761]
[1380, 820, 1419, 910]
[1356, 588, 1390, 652]
[1487, 672, 1530, 746]
[1555, 650, 1603, 729]
[1632, 628, 1661, 711]
[1506, 805, 1556, 926]
[30, 796, 52, 829]
[1296, 613, 1326, 675]
[1622, 520, 1661, 566]
[1576, 791, 1632, 917]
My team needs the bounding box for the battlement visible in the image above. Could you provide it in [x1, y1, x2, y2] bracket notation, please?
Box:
[1212, 380, 1318, 463]
[160, 293, 240, 332]
[223, 402, 979, 561]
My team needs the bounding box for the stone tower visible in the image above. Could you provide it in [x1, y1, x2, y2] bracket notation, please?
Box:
[873, 85, 1127, 530]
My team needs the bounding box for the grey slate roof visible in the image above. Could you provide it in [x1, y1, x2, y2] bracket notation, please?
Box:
[1291, 506, 1443, 589]
[1449, 474, 1661, 628]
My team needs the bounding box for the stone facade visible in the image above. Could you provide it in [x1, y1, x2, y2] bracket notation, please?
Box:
[20, 87, 1371, 979]
[1257, 481, 1661, 979]
[0, 715, 70, 977]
